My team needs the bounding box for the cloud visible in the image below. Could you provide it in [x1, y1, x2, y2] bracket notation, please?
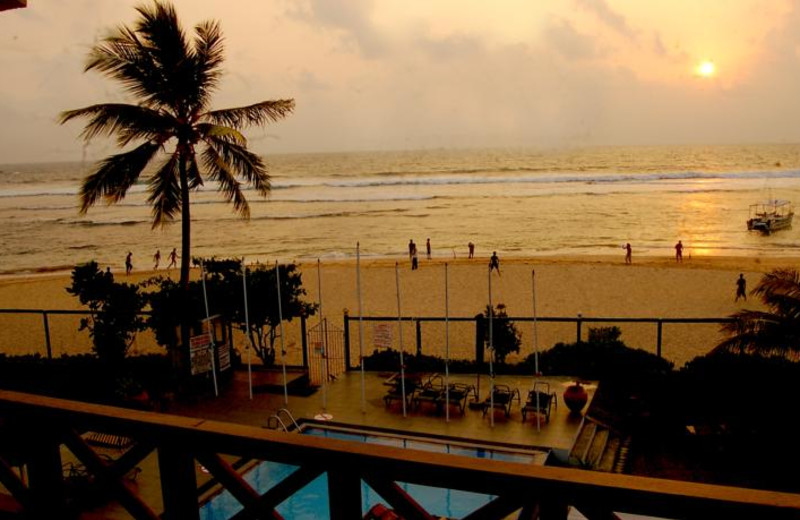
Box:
[543, 18, 603, 61]
[574, 0, 637, 40]
[289, 0, 388, 58]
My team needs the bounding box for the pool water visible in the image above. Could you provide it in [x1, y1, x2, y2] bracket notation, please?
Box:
[200, 426, 541, 520]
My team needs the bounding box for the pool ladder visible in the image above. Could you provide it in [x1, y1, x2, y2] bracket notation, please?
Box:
[267, 408, 300, 432]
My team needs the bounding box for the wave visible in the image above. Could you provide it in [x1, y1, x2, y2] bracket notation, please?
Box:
[3, 168, 799, 198]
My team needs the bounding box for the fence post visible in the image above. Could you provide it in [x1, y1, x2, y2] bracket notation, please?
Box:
[576, 313, 583, 343]
[158, 441, 200, 520]
[343, 310, 351, 370]
[656, 320, 663, 358]
[328, 467, 362, 519]
[42, 311, 52, 359]
[301, 314, 308, 369]
[415, 319, 422, 356]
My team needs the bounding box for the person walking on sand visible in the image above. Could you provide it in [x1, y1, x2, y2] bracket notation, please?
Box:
[624, 243, 632, 264]
[167, 248, 178, 269]
[125, 251, 133, 275]
[153, 249, 161, 270]
[735, 273, 747, 301]
[411, 250, 419, 270]
[468, 242, 475, 259]
[426, 238, 431, 260]
[408, 239, 416, 260]
[489, 251, 500, 275]
[675, 240, 683, 263]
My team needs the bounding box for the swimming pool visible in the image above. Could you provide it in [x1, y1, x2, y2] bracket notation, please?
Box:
[200, 423, 549, 520]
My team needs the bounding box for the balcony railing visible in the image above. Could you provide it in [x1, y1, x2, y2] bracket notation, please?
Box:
[1, 389, 799, 519]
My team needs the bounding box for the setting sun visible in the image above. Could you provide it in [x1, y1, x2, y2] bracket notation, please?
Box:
[697, 60, 716, 78]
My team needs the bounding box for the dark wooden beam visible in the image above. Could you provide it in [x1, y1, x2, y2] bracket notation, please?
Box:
[362, 474, 435, 520]
[0, 0, 26, 12]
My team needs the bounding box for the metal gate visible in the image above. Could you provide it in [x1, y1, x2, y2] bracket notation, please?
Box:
[307, 318, 346, 386]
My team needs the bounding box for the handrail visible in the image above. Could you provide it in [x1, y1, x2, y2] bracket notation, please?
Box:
[1, 390, 799, 520]
[267, 408, 300, 432]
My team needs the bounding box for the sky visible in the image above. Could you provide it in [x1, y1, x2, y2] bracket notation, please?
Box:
[2, 0, 800, 163]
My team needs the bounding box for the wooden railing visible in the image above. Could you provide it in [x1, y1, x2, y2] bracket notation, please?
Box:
[1, 390, 799, 519]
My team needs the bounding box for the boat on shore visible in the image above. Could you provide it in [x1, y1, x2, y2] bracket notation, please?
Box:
[747, 199, 794, 233]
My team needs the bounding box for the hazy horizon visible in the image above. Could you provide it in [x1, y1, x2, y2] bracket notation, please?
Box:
[3, 1, 800, 163]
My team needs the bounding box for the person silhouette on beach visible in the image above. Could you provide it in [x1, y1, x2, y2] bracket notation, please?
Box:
[153, 249, 161, 270]
[489, 251, 500, 275]
[624, 243, 632, 264]
[468, 242, 475, 259]
[408, 239, 416, 260]
[168, 248, 178, 269]
[735, 273, 747, 301]
[675, 240, 683, 263]
[125, 251, 133, 275]
[411, 250, 419, 270]
[426, 238, 431, 260]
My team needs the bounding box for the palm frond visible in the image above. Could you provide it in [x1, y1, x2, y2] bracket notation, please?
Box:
[204, 100, 295, 129]
[187, 155, 203, 190]
[203, 135, 270, 196]
[191, 20, 224, 111]
[201, 146, 249, 218]
[195, 123, 245, 145]
[146, 153, 181, 227]
[79, 141, 161, 213]
[58, 103, 174, 147]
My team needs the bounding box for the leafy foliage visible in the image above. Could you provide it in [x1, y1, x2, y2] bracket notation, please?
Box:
[715, 268, 800, 359]
[67, 262, 147, 366]
[481, 303, 521, 364]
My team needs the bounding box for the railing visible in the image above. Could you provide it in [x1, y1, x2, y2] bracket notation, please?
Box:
[0, 390, 798, 519]
[343, 313, 737, 366]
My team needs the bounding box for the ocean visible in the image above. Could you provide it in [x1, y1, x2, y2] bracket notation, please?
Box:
[2, 143, 800, 276]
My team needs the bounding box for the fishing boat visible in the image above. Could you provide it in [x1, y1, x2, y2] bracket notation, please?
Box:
[746, 199, 794, 233]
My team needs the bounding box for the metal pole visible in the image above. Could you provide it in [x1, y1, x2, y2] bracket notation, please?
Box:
[200, 261, 219, 398]
[488, 265, 494, 428]
[395, 262, 407, 417]
[577, 313, 583, 343]
[356, 243, 366, 413]
[532, 269, 542, 432]
[275, 261, 289, 406]
[242, 261, 252, 400]
[318, 259, 328, 411]
[657, 319, 663, 358]
[445, 263, 450, 423]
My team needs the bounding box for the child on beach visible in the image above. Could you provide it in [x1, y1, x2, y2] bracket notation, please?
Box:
[735, 273, 747, 301]
[468, 242, 475, 259]
[153, 249, 161, 270]
[426, 238, 431, 260]
[125, 251, 133, 275]
[411, 250, 419, 270]
[489, 251, 500, 275]
[675, 241, 683, 263]
[624, 243, 632, 264]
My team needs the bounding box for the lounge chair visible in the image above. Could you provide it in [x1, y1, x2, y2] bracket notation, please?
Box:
[383, 373, 421, 409]
[412, 374, 444, 412]
[481, 384, 520, 418]
[521, 382, 557, 424]
[438, 383, 476, 415]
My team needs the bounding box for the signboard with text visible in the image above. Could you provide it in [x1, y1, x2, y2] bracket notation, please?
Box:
[189, 333, 213, 375]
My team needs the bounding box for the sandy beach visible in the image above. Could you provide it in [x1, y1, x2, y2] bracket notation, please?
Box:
[0, 254, 791, 367]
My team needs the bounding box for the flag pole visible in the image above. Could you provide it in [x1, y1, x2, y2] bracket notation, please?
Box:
[356, 243, 366, 413]
[317, 258, 328, 411]
[488, 264, 494, 428]
[242, 259, 252, 400]
[200, 260, 219, 397]
[275, 261, 289, 406]
[444, 262, 450, 423]
[395, 262, 407, 417]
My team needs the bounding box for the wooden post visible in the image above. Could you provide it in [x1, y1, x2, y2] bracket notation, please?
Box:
[158, 442, 199, 520]
[25, 425, 64, 517]
[42, 311, 52, 359]
[415, 319, 422, 356]
[656, 320, 663, 358]
[576, 313, 583, 343]
[301, 314, 308, 369]
[327, 468, 361, 519]
[343, 310, 351, 370]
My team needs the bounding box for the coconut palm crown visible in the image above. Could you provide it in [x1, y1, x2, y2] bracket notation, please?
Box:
[715, 268, 800, 359]
[59, 1, 294, 290]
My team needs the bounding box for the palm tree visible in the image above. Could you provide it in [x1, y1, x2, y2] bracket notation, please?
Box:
[715, 269, 800, 359]
[59, 1, 294, 294]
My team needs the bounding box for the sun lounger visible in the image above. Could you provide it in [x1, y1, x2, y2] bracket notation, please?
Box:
[383, 373, 421, 409]
[412, 374, 444, 412]
[521, 382, 557, 424]
[481, 384, 520, 418]
[439, 383, 476, 415]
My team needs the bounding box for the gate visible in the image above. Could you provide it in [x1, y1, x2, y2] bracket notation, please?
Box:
[307, 318, 346, 386]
